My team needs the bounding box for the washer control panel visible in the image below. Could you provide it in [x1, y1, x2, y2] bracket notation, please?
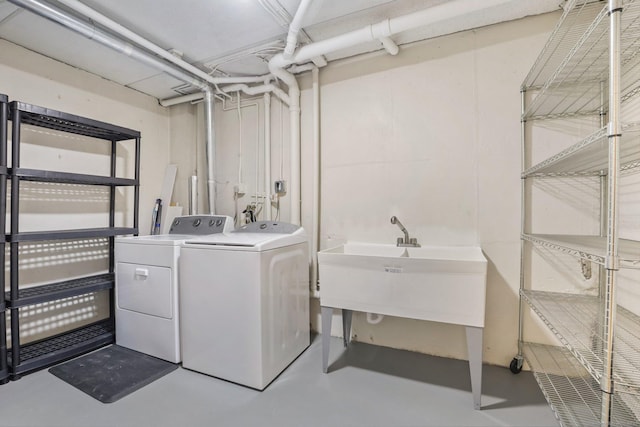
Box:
[169, 215, 230, 235]
[234, 221, 300, 234]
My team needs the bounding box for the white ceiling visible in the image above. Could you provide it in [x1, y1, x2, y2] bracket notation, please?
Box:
[0, 0, 563, 100]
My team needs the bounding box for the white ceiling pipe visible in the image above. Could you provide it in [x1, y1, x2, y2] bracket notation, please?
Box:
[287, 63, 317, 74]
[221, 83, 290, 106]
[55, 0, 271, 87]
[271, 0, 513, 68]
[8, 0, 211, 90]
[283, 0, 312, 60]
[160, 92, 207, 107]
[379, 37, 399, 56]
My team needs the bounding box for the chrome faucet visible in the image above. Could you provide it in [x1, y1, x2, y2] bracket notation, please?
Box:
[390, 216, 420, 247]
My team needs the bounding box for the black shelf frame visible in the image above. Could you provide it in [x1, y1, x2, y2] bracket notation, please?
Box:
[11, 168, 138, 186]
[7, 227, 137, 242]
[0, 95, 8, 384]
[6, 100, 140, 380]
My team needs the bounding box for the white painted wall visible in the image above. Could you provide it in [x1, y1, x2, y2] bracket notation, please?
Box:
[300, 13, 560, 366]
[0, 39, 170, 342]
[165, 13, 562, 367]
[168, 10, 640, 369]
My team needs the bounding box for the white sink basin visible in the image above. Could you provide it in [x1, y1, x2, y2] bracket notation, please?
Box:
[318, 242, 488, 327]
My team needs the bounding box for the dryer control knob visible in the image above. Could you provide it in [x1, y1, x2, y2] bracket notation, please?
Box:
[193, 219, 201, 227]
[260, 223, 267, 230]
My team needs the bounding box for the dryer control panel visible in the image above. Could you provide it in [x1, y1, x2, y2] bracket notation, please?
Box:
[234, 221, 300, 234]
[169, 215, 231, 235]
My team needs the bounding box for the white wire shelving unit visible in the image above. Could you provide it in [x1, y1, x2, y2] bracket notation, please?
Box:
[515, 0, 640, 425]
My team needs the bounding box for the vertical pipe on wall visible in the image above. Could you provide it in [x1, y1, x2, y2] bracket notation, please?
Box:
[264, 93, 272, 220]
[311, 67, 320, 295]
[268, 63, 301, 225]
[204, 89, 216, 215]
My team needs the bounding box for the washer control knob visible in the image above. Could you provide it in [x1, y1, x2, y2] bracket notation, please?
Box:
[193, 219, 201, 227]
[216, 219, 223, 226]
[209, 219, 216, 226]
[260, 223, 267, 230]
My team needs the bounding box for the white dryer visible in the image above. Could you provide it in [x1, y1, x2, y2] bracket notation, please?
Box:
[179, 221, 310, 390]
[115, 215, 233, 363]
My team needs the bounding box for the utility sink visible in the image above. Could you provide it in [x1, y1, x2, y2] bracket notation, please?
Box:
[318, 242, 488, 328]
[318, 241, 488, 410]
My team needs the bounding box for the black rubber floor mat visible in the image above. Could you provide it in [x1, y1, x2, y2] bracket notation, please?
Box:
[49, 345, 178, 403]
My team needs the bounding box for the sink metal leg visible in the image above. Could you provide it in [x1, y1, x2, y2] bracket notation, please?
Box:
[465, 326, 483, 410]
[342, 309, 353, 347]
[321, 306, 332, 373]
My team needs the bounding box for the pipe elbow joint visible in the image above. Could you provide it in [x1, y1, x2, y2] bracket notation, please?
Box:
[370, 19, 392, 39]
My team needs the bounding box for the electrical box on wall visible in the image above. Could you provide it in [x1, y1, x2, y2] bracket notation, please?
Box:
[274, 180, 286, 195]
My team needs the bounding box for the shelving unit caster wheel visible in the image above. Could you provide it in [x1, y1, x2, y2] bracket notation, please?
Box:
[510, 356, 523, 374]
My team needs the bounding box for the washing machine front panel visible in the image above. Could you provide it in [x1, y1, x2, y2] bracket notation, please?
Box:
[116, 262, 173, 319]
[180, 246, 263, 387]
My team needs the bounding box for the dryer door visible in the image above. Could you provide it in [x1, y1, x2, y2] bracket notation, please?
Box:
[116, 262, 173, 319]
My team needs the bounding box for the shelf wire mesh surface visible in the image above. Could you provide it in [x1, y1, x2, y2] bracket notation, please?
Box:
[524, 342, 639, 427]
[522, 290, 640, 393]
[522, 0, 640, 120]
[522, 234, 640, 269]
[522, 122, 640, 177]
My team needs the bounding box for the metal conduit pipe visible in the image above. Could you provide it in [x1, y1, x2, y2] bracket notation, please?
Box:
[8, 0, 210, 90]
[55, 0, 271, 87]
[204, 89, 216, 215]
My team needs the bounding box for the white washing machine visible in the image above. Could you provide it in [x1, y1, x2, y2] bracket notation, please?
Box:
[179, 221, 310, 390]
[115, 215, 233, 363]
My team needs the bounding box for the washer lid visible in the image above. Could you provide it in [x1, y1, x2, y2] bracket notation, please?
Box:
[184, 225, 307, 251]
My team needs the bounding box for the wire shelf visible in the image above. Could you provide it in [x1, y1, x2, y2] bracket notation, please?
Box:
[522, 290, 640, 393]
[522, 234, 640, 269]
[524, 342, 639, 427]
[522, 0, 640, 120]
[522, 122, 640, 177]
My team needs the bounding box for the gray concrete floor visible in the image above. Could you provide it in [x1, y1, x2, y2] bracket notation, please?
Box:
[0, 336, 558, 427]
